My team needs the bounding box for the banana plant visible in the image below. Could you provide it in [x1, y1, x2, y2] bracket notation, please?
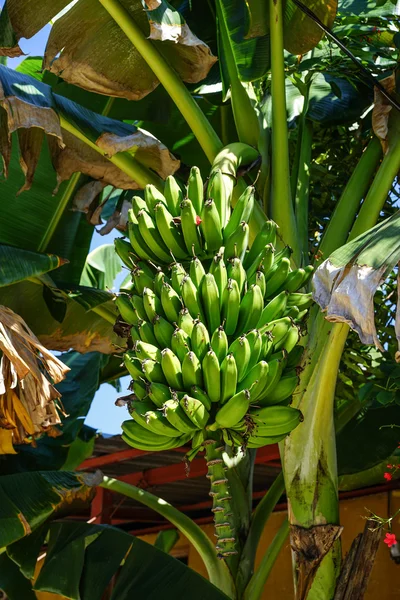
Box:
[1, 0, 400, 599]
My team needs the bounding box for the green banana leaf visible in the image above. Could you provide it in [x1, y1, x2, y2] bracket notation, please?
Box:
[0, 554, 36, 600]
[80, 244, 122, 291]
[0, 0, 216, 100]
[0, 471, 98, 549]
[1, 521, 229, 600]
[338, 0, 400, 17]
[0, 244, 67, 286]
[245, 0, 338, 55]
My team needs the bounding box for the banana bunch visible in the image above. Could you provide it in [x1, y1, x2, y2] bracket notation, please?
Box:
[115, 171, 256, 266]
[116, 208, 312, 453]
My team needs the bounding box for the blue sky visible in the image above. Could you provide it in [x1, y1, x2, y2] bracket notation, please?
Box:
[1, 1, 128, 434]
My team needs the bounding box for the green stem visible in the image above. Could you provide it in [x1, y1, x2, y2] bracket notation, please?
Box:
[98, 0, 223, 163]
[215, 0, 259, 147]
[100, 476, 235, 598]
[236, 472, 285, 595]
[317, 136, 382, 265]
[295, 119, 313, 266]
[269, 0, 299, 263]
[243, 518, 290, 600]
[59, 115, 163, 190]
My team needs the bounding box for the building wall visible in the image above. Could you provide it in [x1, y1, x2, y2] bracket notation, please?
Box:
[140, 490, 400, 599]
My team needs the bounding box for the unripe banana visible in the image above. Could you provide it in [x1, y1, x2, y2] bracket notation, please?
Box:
[154, 271, 169, 297]
[238, 360, 269, 401]
[180, 199, 203, 256]
[256, 358, 284, 404]
[207, 168, 228, 228]
[170, 263, 187, 295]
[245, 329, 263, 371]
[130, 400, 181, 437]
[259, 315, 292, 338]
[284, 306, 300, 320]
[143, 287, 163, 322]
[192, 428, 206, 449]
[221, 278, 241, 336]
[161, 282, 182, 324]
[248, 270, 266, 297]
[202, 349, 221, 403]
[181, 275, 204, 320]
[142, 358, 167, 384]
[246, 243, 275, 280]
[278, 324, 300, 354]
[246, 433, 286, 448]
[236, 284, 264, 336]
[257, 291, 288, 329]
[225, 221, 249, 262]
[161, 348, 184, 390]
[122, 430, 191, 452]
[154, 202, 188, 260]
[182, 351, 203, 388]
[211, 326, 228, 364]
[128, 217, 159, 263]
[244, 220, 277, 269]
[124, 352, 143, 380]
[164, 175, 183, 217]
[302, 264, 314, 286]
[178, 308, 195, 337]
[187, 166, 204, 215]
[265, 257, 291, 298]
[201, 273, 220, 333]
[190, 386, 212, 411]
[153, 314, 174, 348]
[223, 185, 255, 241]
[180, 395, 210, 429]
[148, 382, 171, 408]
[209, 250, 228, 302]
[212, 389, 251, 429]
[190, 256, 206, 289]
[132, 379, 147, 400]
[114, 238, 136, 269]
[223, 428, 245, 447]
[133, 266, 154, 295]
[220, 353, 238, 405]
[132, 195, 148, 217]
[137, 209, 171, 264]
[275, 268, 305, 294]
[144, 184, 167, 211]
[287, 292, 313, 308]
[228, 335, 251, 382]
[134, 340, 162, 362]
[122, 420, 176, 447]
[201, 198, 223, 252]
[116, 295, 138, 325]
[227, 257, 247, 294]
[264, 371, 299, 404]
[137, 319, 158, 346]
[249, 405, 303, 436]
[171, 327, 191, 362]
[286, 345, 304, 368]
[163, 399, 198, 433]
[130, 326, 141, 342]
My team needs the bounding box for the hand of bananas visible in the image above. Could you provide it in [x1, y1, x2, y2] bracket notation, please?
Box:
[115, 168, 313, 456]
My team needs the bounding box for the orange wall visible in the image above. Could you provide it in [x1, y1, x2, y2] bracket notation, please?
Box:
[140, 490, 400, 599]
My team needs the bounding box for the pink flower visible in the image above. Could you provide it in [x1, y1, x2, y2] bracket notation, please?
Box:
[387, 464, 393, 469]
[195, 216, 202, 226]
[384, 533, 397, 547]
[384, 472, 393, 481]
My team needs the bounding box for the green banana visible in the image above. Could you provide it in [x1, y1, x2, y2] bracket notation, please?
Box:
[180, 199, 203, 256]
[238, 360, 269, 401]
[154, 271, 169, 297]
[161, 348, 184, 390]
[260, 316, 292, 338]
[128, 216, 159, 263]
[190, 256, 206, 289]
[211, 326, 228, 364]
[161, 282, 182, 324]
[130, 401, 181, 437]
[284, 306, 300, 319]
[223, 428, 245, 447]
[207, 168, 228, 228]
[223, 185, 255, 241]
[225, 221, 249, 262]
[212, 389, 251, 429]
[278, 324, 300, 354]
[122, 420, 177, 446]
[182, 351, 203, 388]
[220, 353, 238, 405]
[264, 371, 299, 404]
[228, 335, 251, 382]
[180, 395, 210, 429]
[244, 220, 277, 269]
[164, 175, 183, 217]
[227, 257, 247, 294]
[170, 263, 187, 295]
[257, 358, 284, 404]
[221, 278, 241, 336]
[302, 264, 314, 286]
[122, 431, 190, 452]
[133, 267, 154, 295]
[132, 379, 147, 400]
[154, 202, 188, 260]
[257, 291, 288, 329]
[265, 257, 291, 298]
[148, 382, 171, 408]
[202, 349, 221, 403]
[246, 434, 286, 448]
[141, 358, 167, 384]
[187, 166, 204, 215]
[171, 327, 191, 362]
[124, 353, 143, 380]
[201, 273, 220, 333]
[134, 341, 162, 362]
[178, 308, 195, 337]
[246, 243, 275, 280]
[190, 386, 212, 411]
[181, 275, 204, 320]
[286, 345, 304, 368]
[287, 292, 313, 308]
[192, 429, 206, 449]
[144, 184, 167, 211]
[249, 405, 303, 436]
[209, 250, 228, 302]
[163, 399, 198, 433]
[114, 238, 136, 269]
[236, 284, 264, 336]
[201, 199, 223, 252]
[143, 287, 163, 322]
[131, 195, 148, 217]
[137, 319, 158, 346]
[275, 268, 305, 294]
[137, 209, 172, 264]
[116, 295, 138, 325]
[249, 270, 266, 297]
[245, 329, 263, 371]
[153, 314, 174, 348]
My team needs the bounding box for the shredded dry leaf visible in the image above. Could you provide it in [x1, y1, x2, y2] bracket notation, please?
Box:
[0, 305, 70, 452]
[372, 73, 396, 154]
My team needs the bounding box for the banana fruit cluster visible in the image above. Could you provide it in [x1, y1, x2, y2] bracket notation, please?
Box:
[115, 174, 313, 454]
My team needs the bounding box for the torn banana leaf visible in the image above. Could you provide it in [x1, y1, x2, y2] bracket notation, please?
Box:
[0, 244, 67, 287]
[0, 0, 216, 100]
[313, 210, 400, 355]
[0, 64, 179, 194]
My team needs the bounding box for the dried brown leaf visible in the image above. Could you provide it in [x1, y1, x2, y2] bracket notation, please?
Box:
[372, 73, 396, 154]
